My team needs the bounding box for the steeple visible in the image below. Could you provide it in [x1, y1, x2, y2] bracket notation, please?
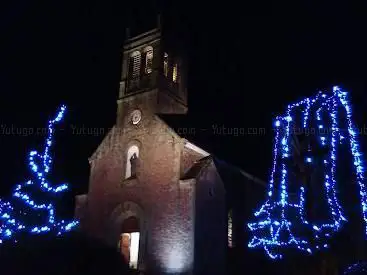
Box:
[116, 15, 188, 126]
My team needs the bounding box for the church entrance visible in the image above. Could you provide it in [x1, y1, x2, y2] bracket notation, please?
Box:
[118, 216, 140, 269]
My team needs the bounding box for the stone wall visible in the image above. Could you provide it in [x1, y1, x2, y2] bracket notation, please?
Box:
[84, 112, 195, 274]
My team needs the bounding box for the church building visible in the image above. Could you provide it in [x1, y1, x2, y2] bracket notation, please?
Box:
[75, 17, 266, 275]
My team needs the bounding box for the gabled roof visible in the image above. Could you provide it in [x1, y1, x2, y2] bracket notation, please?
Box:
[87, 112, 267, 190]
[89, 126, 117, 162]
[179, 154, 267, 190]
[89, 114, 194, 162]
[157, 113, 268, 188]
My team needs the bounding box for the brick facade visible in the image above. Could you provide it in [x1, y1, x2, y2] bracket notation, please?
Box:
[83, 109, 202, 274]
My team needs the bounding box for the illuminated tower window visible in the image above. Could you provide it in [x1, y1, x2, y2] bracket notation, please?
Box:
[144, 46, 153, 74]
[172, 63, 178, 83]
[228, 209, 233, 248]
[163, 52, 168, 77]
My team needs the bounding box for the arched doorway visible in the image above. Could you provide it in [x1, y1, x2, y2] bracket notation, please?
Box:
[117, 216, 140, 269]
[110, 201, 147, 271]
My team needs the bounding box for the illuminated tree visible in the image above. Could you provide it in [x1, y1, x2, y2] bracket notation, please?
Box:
[248, 86, 367, 259]
[0, 105, 78, 244]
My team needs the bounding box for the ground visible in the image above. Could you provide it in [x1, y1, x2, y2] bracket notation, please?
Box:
[0, 232, 132, 275]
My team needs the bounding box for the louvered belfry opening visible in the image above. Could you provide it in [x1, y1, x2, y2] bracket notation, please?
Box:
[128, 51, 141, 89]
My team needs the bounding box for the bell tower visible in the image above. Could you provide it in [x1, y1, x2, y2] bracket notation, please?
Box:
[116, 16, 188, 126]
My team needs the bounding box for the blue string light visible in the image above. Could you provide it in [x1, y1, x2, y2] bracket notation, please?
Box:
[0, 105, 78, 244]
[344, 262, 367, 274]
[248, 86, 367, 259]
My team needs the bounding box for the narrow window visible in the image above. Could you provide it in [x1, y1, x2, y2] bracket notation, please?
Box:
[163, 52, 168, 77]
[126, 145, 139, 179]
[172, 63, 178, 83]
[144, 46, 153, 74]
[129, 51, 141, 80]
[228, 209, 233, 248]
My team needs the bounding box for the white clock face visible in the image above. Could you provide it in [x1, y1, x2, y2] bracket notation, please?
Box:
[131, 110, 141, 125]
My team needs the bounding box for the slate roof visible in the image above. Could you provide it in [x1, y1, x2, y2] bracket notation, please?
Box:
[157, 113, 267, 188]
[179, 155, 267, 196]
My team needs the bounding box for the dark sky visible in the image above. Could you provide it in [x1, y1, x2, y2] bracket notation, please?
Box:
[1, 1, 367, 212]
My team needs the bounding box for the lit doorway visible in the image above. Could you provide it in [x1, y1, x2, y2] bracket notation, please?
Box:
[119, 232, 140, 269]
[118, 216, 140, 269]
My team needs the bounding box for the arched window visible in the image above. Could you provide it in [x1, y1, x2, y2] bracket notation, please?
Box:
[163, 52, 168, 77]
[144, 46, 153, 74]
[129, 51, 141, 80]
[228, 209, 233, 248]
[126, 145, 139, 179]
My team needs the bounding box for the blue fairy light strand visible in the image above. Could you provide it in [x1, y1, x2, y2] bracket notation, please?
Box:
[334, 86, 367, 235]
[0, 105, 78, 244]
[344, 262, 367, 274]
[248, 86, 367, 259]
[248, 108, 311, 260]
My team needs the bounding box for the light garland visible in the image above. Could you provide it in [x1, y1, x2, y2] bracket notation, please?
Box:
[344, 262, 367, 274]
[248, 86, 367, 259]
[0, 105, 78, 244]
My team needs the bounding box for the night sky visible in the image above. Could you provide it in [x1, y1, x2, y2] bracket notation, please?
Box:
[1, 1, 367, 216]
